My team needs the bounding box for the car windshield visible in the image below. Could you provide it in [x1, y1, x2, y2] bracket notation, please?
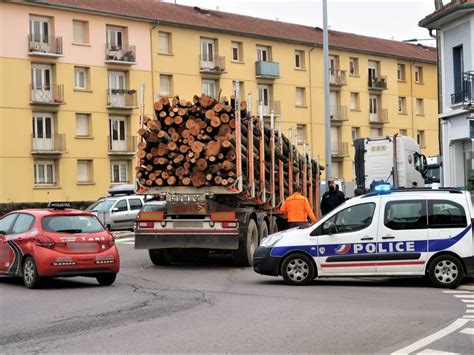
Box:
[86, 200, 115, 212]
[42, 215, 105, 233]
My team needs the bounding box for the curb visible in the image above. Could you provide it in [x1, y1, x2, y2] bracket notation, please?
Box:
[458, 277, 474, 291]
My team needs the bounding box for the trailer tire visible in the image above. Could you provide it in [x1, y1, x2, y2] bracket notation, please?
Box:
[233, 219, 258, 267]
[149, 249, 173, 266]
[259, 221, 269, 243]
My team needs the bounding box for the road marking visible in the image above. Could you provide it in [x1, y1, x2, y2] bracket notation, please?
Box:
[466, 304, 474, 308]
[116, 237, 135, 245]
[443, 290, 472, 294]
[417, 350, 459, 354]
[465, 310, 474, 313]
[462, 316, 474, 319]
[461, 300, 474, 303]
[391, 319, 469, 355]
[454, 295, 474, 299]
[460, 328, 474, 335]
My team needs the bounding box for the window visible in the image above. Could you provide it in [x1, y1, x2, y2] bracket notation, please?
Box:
[453, 45, 464, 95]
[34, 160, 56, 185]
[399, 129, 408, 136]
[129, 199, 143, 211]
[109, 116, 127, 151]
[42, 215, 104, 233]
[398, 96, 406, 114]
[111, 161, 128, 183]
[351, 127, 360, 143]
[158, 32, 171, 54]
[232, 80, 244, 101]
[231, 41, 242, 61]
[384, 200, 427, 230]
[428, 200, 467, 228]
[324, 203, 376, 234]
[29, 16, 50, 45]
[159, 74, 172, 96]
[417, 130, 425, 147]
[76, 113, 91, 137]
[32, 113, 53, 140]
[397, 64, 406, 81]
[349, 57, 359, 76]
[74, 67, 88, 89]
[11, 214, 35, 234]
[295, 87, 306, 106]
[114, 200, 128, 212]
[0, 214, 18, 234]
[295, 50, 304, 69]
[350, 92, 360, 110]
[106, 26, 124, 50]
[416, 98, 424, 115]
[73, 20, 88, 44]
[77, 160, 92, 183]
[414, 66, 423, 83]
[296, 124, 306, 144]
[202, 79, 217, 98]
[257, 84, 271, 115]
[370, 128, 382, 137]
[256, 45, 269, 61]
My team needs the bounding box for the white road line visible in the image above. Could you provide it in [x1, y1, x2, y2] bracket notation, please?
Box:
[462, 316, 474, 319]
[465, 310, 474, 313]
[454, 295, 474, 299]
[417, 350, 459, 354]
[461, 300, 474, 303]
[391, 319, 469, 355]
[466, 305, 474, 308]
[443, 290, 472, 294]
[460, 328, 474, 335]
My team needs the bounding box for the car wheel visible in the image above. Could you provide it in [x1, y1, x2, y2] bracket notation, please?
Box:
[23, 256, 41, 289]
[233, 219, 258, 267]
[281, 253, 315, 286]
[149, 249, 173, 266]
[428, 254, 464, 289]
[96, 273, 117, 286]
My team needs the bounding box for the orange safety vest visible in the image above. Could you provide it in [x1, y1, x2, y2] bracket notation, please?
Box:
[279, 192, 317, 223]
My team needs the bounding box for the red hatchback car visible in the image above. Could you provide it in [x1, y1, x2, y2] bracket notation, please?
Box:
[0, 203, 120, 288]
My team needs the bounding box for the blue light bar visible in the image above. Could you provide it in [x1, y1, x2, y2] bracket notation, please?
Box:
[374, 184, 391, 194]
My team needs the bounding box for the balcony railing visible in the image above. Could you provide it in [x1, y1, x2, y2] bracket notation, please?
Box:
[31, 134, 66, 154]
[30, 84, 65, 105]
[329, 70, 347, 86]
[108, 136, 137, 155]
[369, 109, 389, 124]
[105, 43, 136, 64]
[255, 100, 281, 117]
[199, 55, 226, 74]
[255, 61, 280, 79]
[368, 76, 388, 90]
[451, 71, 474, 108]
[330, 105, 348, 122]
[331, 142, 349, 158]
[107, 89, 137, 109]
[28, 34, 63, 57]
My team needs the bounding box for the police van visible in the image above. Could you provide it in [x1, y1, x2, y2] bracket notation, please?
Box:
[253, 187, 474, 288]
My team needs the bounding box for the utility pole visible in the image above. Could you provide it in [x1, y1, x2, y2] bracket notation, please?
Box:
[323, 0, 331, 184]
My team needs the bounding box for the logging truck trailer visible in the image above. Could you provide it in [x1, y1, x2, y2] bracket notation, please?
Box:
[133, 90, 320, 266]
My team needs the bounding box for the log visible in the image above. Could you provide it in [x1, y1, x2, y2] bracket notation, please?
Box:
[190, 171, 206, 187]
[196, 158, 208, 171]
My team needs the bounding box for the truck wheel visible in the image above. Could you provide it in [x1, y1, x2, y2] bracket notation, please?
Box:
[270, 217, 279, 234]
[259, 221, 269, 243]
[233, 219, 258, 267]
[149, 249, 173, 266]
[428, 254, 464, 289]
[281, 253, 315, 285]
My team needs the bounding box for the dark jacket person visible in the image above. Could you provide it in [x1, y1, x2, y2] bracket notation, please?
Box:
[320, 180, 346, 215]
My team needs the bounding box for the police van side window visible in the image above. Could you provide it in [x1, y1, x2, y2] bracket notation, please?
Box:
[384, 200, 427, 230]
[326, 203, 376, 234]
[428, 200, 467, 228]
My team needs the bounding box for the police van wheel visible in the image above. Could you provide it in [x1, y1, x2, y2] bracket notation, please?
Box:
[428, 255, 464, 289]
[149, 249, 173, 266]
[281, 253, 315, 286]
[233, 219, 258, 267]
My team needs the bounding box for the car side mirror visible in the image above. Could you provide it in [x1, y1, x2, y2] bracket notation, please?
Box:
[323, 221, 337, 235]
[0, 230, 6, 235]
[112, 208, 119, 213]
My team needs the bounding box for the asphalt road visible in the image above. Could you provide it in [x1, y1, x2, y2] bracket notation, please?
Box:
[1, 238, 473, 353]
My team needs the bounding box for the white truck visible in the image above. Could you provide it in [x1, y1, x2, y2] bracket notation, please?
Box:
[354, 135, 428, 190]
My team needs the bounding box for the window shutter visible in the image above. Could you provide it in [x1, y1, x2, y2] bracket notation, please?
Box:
[76, 114, 89, 136]
[159, 33, 169, 53]
[77, 161, 90, 182]
[73, 21, 85, 43]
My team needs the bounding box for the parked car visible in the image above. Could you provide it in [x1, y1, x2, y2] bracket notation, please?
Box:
[0, 202, 120, 288]
[134, 199, 166, 231]
[86, 185, 145, 231]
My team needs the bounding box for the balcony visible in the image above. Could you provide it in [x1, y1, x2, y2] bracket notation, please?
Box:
[28, 35, 63, 57]
[108, 136, 137, 155]
[330, 105, 348, 124]
[30, 84, 65, 105]
[369, 109, 389, 124]
[329, 70, 347, 87]
[368, 76, 388, 90]
[107, 89, 137, 109]
[255, 61, 280, 79]
[199, 55, 226, 74]
[451, 71, 474, 109]
[31, 134, 66, 155]
[256, 100, 281, 118]
[105, 44, 136, 65]
[331, 142, 349, 159]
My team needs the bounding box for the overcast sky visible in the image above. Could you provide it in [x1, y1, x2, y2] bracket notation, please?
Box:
[166, 0, 437, 46]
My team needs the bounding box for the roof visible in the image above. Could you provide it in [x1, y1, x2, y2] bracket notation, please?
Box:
[420, 0, 474, 29]
[29, 0, 437, 63]
[9, 209, 93, 216]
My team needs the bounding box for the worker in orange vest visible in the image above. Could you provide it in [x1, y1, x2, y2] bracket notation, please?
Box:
[280, 185, 317, 229]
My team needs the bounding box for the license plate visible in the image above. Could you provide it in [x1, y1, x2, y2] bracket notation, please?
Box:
[167, 194, 205, 203]
[172, 221, 204, 228]
[67, 243, 98, 253]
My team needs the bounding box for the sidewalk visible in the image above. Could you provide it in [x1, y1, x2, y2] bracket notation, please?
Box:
[458, 276, 474, 291]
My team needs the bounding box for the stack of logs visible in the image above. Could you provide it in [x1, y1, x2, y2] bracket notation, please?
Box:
[136, 94, 320, 205]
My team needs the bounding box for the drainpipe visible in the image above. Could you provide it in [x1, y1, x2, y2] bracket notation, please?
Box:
[393, 133, 399, 188]
[410, 62, 415, 142]
[150, 22, 159, 104]
[308, 46, 316, 155]
[429, 28, 443, 158]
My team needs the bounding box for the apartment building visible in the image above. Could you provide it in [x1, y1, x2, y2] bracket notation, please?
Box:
[0, 0, 438, 205]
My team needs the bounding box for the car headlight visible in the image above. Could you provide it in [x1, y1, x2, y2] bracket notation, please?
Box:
[260, 234, 283, 247]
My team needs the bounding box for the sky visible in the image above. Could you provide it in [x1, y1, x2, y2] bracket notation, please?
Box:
[164, 0, 437, 46]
